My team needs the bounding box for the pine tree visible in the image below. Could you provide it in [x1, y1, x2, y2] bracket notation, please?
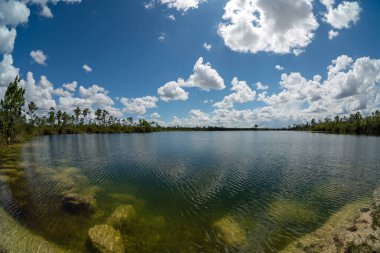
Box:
[0, 77, 26, 144]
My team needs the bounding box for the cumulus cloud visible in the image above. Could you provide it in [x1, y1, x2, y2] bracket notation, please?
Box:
[159, 0, 207, 12]
[158, 34, 166, 42]
[79, 84, 114, 107]
[322, 1, 361, 30]
[26, 0, 82, 18]
[255, 82, 269, 90]
[63, 81, 77, 92]
[167, 14, 175, 21]
[30, 49, 48, 65]
[0, 0, 30, 26]
[120, 96, 158, 114]
[157, 80, 189, 102]
[0, 26, 16, 54]
[185, 57, 225, 91]
[150, 112, 161, 118]
[82, 64, 92, 73]
[218, 0, 319, 55]
[275, 65, 284, 71]
[167, 55, 380, 128]
[157, 57, 225, 102]
[0, 0, 29, 54]
[214, 77, 256, 108]
[328, 29, 339, 39]
[0, 54, 19, 87]
[203, 43, 212, 51]
[22, 72, 57, 110]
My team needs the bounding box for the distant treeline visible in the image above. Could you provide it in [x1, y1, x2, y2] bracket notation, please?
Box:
[0, 77, 267, 146]
[0, 77, 162, 145]
[2, 77, 379, 146]
[289, 111, 380, 135]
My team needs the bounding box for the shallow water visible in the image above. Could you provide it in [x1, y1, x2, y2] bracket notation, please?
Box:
[1, 131, 380, 252]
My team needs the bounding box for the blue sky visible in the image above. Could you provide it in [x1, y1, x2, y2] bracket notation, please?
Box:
[1, 0, 380, 127]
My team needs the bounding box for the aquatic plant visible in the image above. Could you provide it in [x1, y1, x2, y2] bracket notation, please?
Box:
[88, 224, 125, 253]
[213, 215, 247, 248]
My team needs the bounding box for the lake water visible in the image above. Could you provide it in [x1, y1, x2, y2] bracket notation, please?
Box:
[1, 132, 380, 252]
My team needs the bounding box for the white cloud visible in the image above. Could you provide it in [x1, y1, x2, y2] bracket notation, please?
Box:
[26, 0, 82, 18]
[40, 5, 53, 18]
[30, 49, 48, 65]
[0, 26, 16, 54]
[167, 14, 176, 21]
[0, 54, 19, 88]
[159, 0, 207, 12]
[22, 72, 57, 110]
[327, 54, 353, 79]
[150, 112, 161, 118]
[328, 29, 339, 39]
[275, 65, 284, 71]
[143, 1, 155, 9]
[185, 57, 225, 91]
[218, 0, 319, 55]
[157, 80, 189, 101]
[0, 0, 30, 26]
[63, 81, 77, 92]
[82, 64, 92, 73]
[214, 77, 256, 108]
[0, 0, 29, 53]
[158, 33, 166, 42]
[120, 96, 158, 114]
[322, 1, 361, 30]
[157, 57, 225, 102]
[79, 84, 114, 107]
[167, 55, 380, 128]
[255, 82, 269, 90]
[203, 43, 212, 51]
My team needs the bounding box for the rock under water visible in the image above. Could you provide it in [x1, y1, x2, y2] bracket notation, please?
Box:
[213, 216, 247, 248]
[281, 188, 380, 253]
[88, 224, 125, 253]
[107, 204, 137, 228]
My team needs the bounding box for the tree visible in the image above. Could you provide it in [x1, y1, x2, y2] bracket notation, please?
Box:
[82, 108, 90, 124]
[48, 107, 55, 126]
[0, 76, 25, 144]
[74, 107, 81, 125]
[102, 109, 109, 126]
[56, 110, 63, 127]
[127, 117, 133, 125]
[27, 101, 38, 126]
[95, 109, 102, 125]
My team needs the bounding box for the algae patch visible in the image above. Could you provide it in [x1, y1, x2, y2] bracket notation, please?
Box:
[213, 216, 247, 248]
[0, 207, 64, 253]
[88, 224, 125, 253]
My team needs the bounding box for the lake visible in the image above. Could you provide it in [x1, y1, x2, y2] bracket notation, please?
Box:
[1, 131, 380, 252]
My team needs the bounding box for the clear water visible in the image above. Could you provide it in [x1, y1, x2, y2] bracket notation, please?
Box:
[1, 132, 380, 252]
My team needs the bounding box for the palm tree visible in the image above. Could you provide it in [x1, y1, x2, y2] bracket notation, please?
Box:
[48, 107, 55, 126]
[82, 108, 90, 124]
[56, 110, 63, 127]
[95, 109, 102, 125]
[74, 107, 81, 125]
[102, 109, 109, 126]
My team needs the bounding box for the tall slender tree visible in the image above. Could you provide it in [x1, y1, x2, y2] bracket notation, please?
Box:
[0, 77, 26, 144]
[27, 101, 38, 126]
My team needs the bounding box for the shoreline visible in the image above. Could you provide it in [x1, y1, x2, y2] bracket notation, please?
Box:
[281, 188, 380, 253]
